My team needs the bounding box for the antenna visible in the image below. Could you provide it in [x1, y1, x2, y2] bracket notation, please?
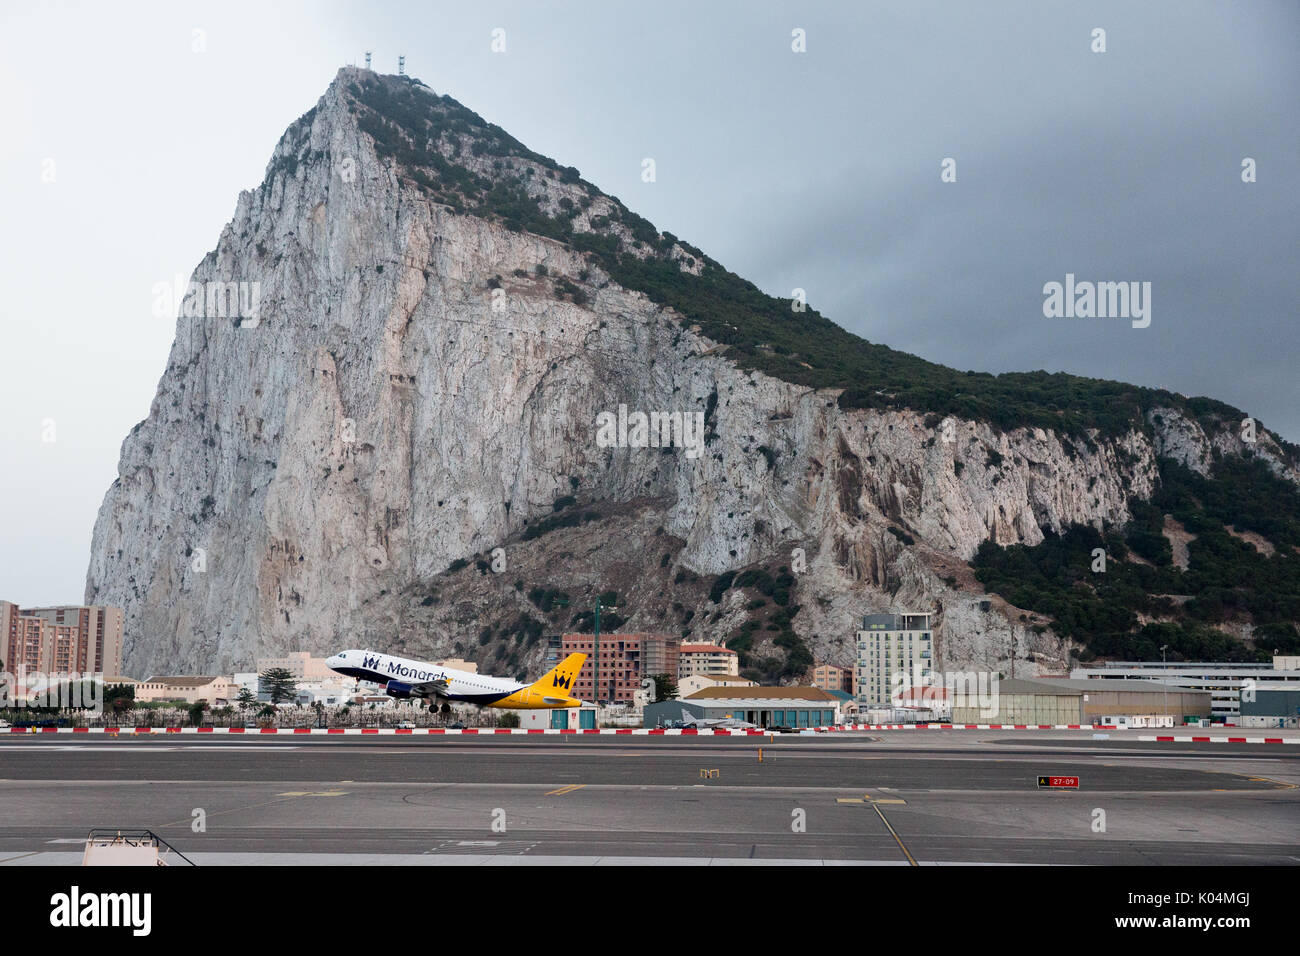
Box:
[398, 55, 405, 75]
[364, 51, 371, 70]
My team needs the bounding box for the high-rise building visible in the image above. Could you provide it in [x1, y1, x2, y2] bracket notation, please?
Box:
[855, 612, 934, 707]
[2, 601, 47, 672]
[3, 603, 124, 676]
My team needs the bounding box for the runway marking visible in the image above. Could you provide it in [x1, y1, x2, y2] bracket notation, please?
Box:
[873, 803, 917, 867]
[1241, 774, 1296, 789]
[425, 839, 540, 856]
[545, 784, 586, 796]
[152, 791, 326, 830]
[277, 790, 350, 797]
[836, 798, 865, 804]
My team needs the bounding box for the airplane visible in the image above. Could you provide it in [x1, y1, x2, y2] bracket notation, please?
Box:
[678, 708, 756, 730]
[326, 649, 587, 709]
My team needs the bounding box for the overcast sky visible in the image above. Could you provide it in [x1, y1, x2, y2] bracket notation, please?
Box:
[2, 0, 1297, 605]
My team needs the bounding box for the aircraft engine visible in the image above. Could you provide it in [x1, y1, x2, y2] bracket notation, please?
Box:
[384, 680, 414, 699]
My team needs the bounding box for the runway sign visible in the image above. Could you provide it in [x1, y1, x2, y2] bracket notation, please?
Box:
[1037, 775, 1080, 789]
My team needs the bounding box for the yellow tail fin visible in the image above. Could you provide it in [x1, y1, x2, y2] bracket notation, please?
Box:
[532, 652, 586, 701]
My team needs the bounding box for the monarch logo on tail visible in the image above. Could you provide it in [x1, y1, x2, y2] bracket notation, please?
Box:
[536, 653, 586, 699]
[488, 652, 589, 709]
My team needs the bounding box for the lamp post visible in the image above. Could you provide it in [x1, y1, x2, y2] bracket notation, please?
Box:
[593, 596, 618, 704]
[547, 594, 618, 703]
[1161, 644, 1168, 722]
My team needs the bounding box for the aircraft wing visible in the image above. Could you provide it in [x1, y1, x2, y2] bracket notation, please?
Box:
[407, 677, 452, 698]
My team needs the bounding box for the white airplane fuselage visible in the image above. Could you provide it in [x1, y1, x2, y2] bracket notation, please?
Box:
[326, 648, 586, 709]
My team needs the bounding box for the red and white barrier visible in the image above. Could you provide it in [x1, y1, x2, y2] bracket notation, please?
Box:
[7, 723, 1295, 741]
[1136, 735, 1298, 744]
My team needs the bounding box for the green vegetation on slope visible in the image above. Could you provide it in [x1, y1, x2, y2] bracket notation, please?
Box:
[972, 456, 1300, 662]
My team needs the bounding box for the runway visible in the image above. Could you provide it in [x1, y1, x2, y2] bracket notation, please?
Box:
[2, 733, 1296, 865]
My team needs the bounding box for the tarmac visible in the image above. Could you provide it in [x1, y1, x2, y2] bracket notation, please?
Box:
[2, 730, 1296, 865]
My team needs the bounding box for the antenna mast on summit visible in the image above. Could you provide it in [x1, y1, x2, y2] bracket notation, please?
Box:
[364, 51, 371, 70]
[398, 55, 405, 75]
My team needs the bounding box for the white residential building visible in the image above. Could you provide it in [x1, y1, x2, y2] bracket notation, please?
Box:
[678, 643, 739, 679]
[677, 673, 757, 697]
[856, 612, 934, 708]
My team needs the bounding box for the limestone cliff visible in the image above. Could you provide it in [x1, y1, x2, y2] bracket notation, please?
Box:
[86, 68, 1297, 679]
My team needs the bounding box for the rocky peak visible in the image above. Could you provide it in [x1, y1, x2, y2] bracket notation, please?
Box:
[86, 70, 1299, 680]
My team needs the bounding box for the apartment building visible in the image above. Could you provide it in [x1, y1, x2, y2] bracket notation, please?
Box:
[255, 651, 336, 681]
[811, 661, 854, 695]
[677, 673, 757, 697]
[1, 601, 124, 676]
[855, 612, 935, 708]
[560, 633, 679, 703]
[678, 643, 739, 679]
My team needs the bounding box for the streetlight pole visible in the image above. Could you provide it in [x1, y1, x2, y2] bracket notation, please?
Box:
[593, 596, 618, 704]
[1161, 644, 1168, 724]
[549, 594, 618, 703]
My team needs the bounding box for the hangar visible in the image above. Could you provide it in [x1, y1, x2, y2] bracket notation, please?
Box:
[951, 677, 1212, 725]
[643, 686, 839, 729]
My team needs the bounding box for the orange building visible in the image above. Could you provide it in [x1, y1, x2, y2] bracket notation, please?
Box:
[559, 633, 679, 703]
[811, 661, 854, 695]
